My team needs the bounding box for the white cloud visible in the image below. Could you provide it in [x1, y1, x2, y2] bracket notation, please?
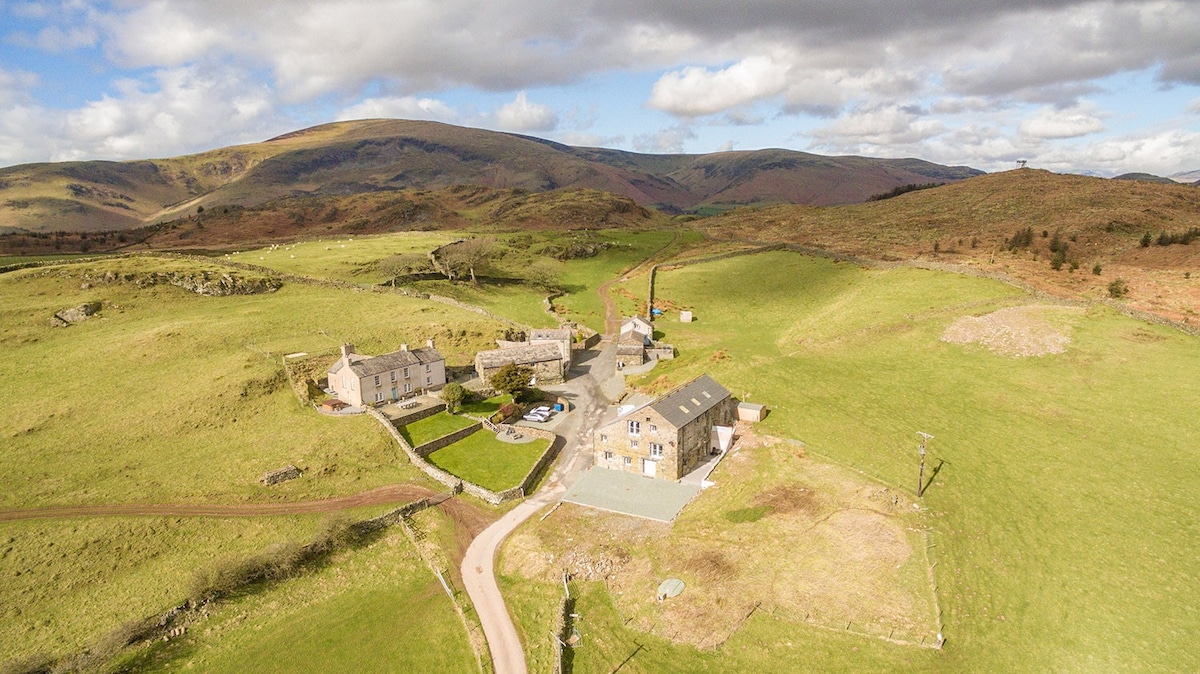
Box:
[492, 92, 559, 132]
[811, 105, 946, 147]
[337, 96, 458, 123]
[632, 125, 696, 154]
[649, 55, 790, 117]
[1018, 106, 1106, 139]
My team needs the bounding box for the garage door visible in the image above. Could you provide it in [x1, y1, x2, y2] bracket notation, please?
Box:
[642, 459, 657, 478]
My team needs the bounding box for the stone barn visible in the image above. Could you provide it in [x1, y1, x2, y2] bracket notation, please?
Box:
[593, 374, 735, 481]
[475, 342, 566, 386]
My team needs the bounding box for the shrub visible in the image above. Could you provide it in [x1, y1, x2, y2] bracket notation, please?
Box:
[1050, 249, 1067, 271]
[1006, 227, 1034, 251]
[489, 363, 534, 396]
[442, 381, 467, 413]
[1141, 232, 1152, 247]
[1092, 263, 1103, 276]
[1108, 278, 1129, 298]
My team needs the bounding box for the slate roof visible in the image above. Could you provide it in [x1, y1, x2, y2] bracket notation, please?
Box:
[529, 328, 572, 342]
[345, 346, 443, 378]
[650, 374, 730, 428]
[476, 342, 563, 368]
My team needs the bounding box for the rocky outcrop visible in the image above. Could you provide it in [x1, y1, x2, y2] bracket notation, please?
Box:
[75, 269, 282, 296]
[52, 301, 102, 326]
[259, 465, 302, 485]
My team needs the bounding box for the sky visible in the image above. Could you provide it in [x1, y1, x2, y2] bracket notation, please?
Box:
[0, 0, 1198, 176]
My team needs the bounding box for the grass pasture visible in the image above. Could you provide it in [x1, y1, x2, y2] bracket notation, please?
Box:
[0, 513, 341, 667]
[231, 231, 458, 284]
[427, 430, 551, 492]
[0, 256, 508, 508]
[598, 250, 1200, 671]
[123, 511, 477, 674]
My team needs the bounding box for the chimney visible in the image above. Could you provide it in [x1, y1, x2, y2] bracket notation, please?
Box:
[426, 339, 435, 349]
[400, 343, 408, 352]
[340, 344, 355, 358]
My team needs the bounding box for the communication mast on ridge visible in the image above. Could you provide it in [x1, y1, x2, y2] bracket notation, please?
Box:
[1017, 160, 1028, 169]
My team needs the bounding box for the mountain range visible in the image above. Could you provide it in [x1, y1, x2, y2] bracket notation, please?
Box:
[0, 119, 982, 234]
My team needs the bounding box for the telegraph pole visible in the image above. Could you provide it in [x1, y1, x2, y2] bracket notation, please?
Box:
[917, 432, 934, 496]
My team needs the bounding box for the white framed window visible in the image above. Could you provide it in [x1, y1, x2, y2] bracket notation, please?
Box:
[600, 434, 607, 442]
[374, 375, 381, 387]
[650, 443, 663, 458]
[426, 364, 431, 373]
[374, 392, 383, 402]
[390, 371, 397, 382]
[628, 420, 640, 435]
[404, 383, 412, 393]
[604, 451, 613, 460]
[649, 424, 657, 433]
[426, 376, 432, 385]
[630, 440, 639, 450]
[623, 456, 632, 467]
[403, 367, 409, 378]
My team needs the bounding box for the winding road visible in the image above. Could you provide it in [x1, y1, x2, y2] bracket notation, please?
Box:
[461, 342, 617, 674]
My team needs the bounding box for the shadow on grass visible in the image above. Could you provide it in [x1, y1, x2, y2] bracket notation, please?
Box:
[922, 459, 948, 495]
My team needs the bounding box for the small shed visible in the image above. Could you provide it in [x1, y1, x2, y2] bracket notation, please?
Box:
[680, 310, 693, 323]
[736, 402, 766, 422]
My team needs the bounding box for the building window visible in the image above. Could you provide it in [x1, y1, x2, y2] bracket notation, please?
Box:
[374, 392, 383, 402]
[374, 375, 381, 387]
[628, 420, 640, 435]
[403, 367, 409, 378]
[600, 434, 607, 442]
[426, 376, 432, 385]
[390, 371, 397, 382]
[426, 364, 431, 373]
[649, 424, 657, 433]
[604, 451, 613, 460]
[404, 383, 412, 393]
[650, 443, 663, 458]
[630, 440, 639, 450]
[623, 456, 632, 467]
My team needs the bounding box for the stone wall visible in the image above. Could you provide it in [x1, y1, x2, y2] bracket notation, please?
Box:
[412, 422, 483, 458]
[367, 407, 464, 492]
[388, 402, 446, 427]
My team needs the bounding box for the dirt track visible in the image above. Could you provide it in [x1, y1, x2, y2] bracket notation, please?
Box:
[0, 484, 437, 522]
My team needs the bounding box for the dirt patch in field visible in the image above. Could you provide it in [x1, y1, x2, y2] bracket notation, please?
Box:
[502, 432, 937, 650]
[941, 305, 1082, 357]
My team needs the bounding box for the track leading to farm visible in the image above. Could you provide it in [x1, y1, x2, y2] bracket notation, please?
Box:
[597, 231, 680, 335]
[0, 483, 437, 522]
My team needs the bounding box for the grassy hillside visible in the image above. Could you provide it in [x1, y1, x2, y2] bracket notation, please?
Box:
[558, 250, 1197, 672]
[699, 169, 1200, 322]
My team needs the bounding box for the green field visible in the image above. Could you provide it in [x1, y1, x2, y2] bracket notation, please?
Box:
[635, 251, 1200, 671]
[427, 430, 551, 491]
[0, 256, 508, 508]
[124, 511, 477, 673]
[400, 411, 478, 447]
[232, 232, 459, 284]
[0, 514, 344, 667]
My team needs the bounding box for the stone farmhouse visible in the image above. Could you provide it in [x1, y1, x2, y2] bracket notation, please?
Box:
[328, 341, 446, 407]
[474, 327, 573, 386]
[593, 373, 735, 481]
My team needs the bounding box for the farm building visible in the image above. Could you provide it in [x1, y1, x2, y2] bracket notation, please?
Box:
[593, 374, 735, 481]
[616, 316, 674, 368]
[529, 328, 574, 367]
[327, 342, 446, 407]
[475, 342, 566, 385]
[737, 402, 767, 422]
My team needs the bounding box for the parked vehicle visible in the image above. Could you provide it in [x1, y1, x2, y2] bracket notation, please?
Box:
[522, 406, 553, 422]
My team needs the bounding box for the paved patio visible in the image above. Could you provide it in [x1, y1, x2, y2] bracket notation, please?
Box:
[562, 467, 701, 522]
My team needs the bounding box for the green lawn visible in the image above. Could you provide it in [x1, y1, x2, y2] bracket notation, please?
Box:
[124, 525, 477, 674]
[231, 231, 458, 284]
[0, 256, 504, 508]
[408, 277, 557, 329]
[399, 411, 478, 447]
[427, 430, 550, 492]
[460, 393, 513, 416]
